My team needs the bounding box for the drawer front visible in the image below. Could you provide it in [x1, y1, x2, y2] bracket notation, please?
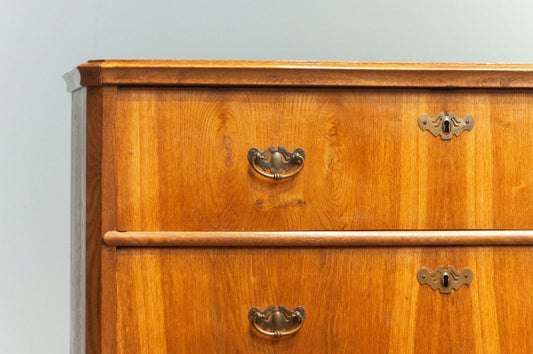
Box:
[114, 87, 533, 231]
[114, 246, 533, 353]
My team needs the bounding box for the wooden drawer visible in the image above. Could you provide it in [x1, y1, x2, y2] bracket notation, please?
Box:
[108, 235, 533, 353]
[114, 86, 533, 231]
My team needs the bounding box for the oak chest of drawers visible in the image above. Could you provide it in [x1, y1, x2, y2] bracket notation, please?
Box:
[65, 60, 533, 353]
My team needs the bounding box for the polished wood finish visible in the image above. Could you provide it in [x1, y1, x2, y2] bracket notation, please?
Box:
[85, 86, 118, 354]
[85, 87, 103, 353]
[114, 87, 533, 231]
[79, 60, 533, 88]
[100, 86, 118, 354]
[67, 61, 533, 353]
[114, 246, 533, 353]
[105, 230, 533, 247]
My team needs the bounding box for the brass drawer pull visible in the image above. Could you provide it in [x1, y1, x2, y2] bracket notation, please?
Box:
[247, 146, 305, 180]
[417, 265, 473, 293]
[248, 305, 306, 337]
[418, 112, 474, 140]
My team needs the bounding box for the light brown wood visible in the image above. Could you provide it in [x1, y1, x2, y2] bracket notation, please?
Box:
[78, 60, 533, 88]
[85, 87, 102, 353]
[85, 86, 118, 354]
[100, 86, 118, 353]
[104, 230, 533, 247]
[67, 61, 533, 353]
[114, 87, 533, 231]
[114, 246, 533, 353]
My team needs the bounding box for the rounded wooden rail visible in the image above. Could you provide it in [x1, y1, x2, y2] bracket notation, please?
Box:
[104, 230, 533, 247]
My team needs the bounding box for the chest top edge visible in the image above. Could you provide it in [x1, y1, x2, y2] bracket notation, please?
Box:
[65, 60, 533, 90]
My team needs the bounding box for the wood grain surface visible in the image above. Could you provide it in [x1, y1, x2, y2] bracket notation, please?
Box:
[85, 87, 103, 353]
[77, 60, 533, 88]
[85, 87, 118, 354]
[114, 87, 533, 231]
[70, 62, 533, 354]
[104, 230, 533, 247]
[114, 246, 533, 353]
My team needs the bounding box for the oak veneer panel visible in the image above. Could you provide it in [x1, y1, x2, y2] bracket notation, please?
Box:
[85, 87, 103, 353]
[114, 246, 533, 354]
[85, 86, 118, 354]
[114, 87, 533, 231]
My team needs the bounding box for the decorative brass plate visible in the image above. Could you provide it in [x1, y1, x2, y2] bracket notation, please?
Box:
[248, 305, 306, 337]
[247, 146, 305, 180]
[417, 265, 473, 294]
[418, 112, 474, 140]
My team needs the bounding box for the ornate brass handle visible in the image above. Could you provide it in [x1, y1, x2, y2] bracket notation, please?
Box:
[247, 146, 305, 180]
[248, 305, 306, 337]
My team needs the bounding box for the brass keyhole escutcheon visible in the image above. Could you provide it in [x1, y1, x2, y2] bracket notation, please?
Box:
[418, 112, 474, 140]
[417, 266, 473, 294]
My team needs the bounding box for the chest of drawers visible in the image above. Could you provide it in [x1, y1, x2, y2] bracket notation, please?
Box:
[65, 60, 533, 353]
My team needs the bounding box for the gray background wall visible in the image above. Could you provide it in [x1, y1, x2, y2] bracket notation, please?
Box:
[1, 0, 532, 352]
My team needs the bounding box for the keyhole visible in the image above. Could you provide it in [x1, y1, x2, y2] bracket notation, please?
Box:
[442, 119, 451, 134]
[442, 272, 449, 287]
